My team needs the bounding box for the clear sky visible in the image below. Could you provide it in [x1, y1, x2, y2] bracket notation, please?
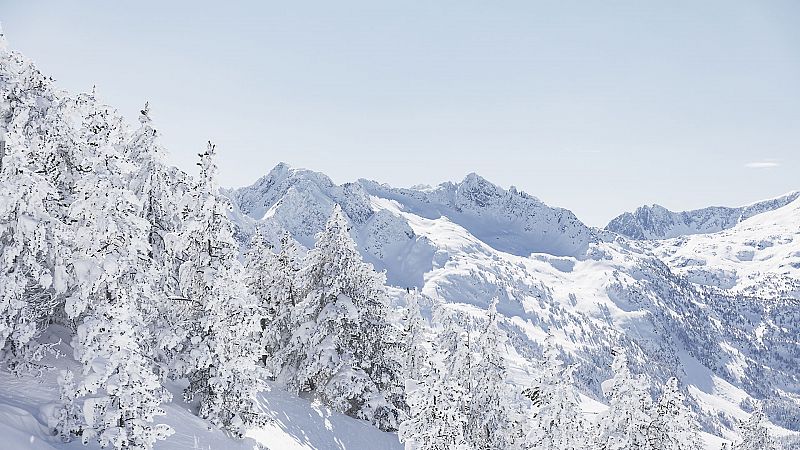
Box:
[3, 1, 799, 225]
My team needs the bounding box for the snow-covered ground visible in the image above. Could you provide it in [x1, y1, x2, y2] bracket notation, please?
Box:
[0, 328, 401, 450]
[645, 195, 800, 298]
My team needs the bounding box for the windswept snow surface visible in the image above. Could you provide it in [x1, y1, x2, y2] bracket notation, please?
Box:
[227, 164, 800, 446]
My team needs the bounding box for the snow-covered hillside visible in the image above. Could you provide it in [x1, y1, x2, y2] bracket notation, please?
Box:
[606, 192, 800, 240]
[226, 163, 800, 443]
[645, 195, 800, 299]
[0, 327, 402, 450]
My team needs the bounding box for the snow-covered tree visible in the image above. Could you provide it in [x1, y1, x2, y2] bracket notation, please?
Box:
[52, 99, 174, 449]
[402, 305, 520, 450]
[126, 102, 182, 283]
[595, 348, 653, 450]
[647, 377, 703, 450]
[525, 335, 586, 450]
[0, 42, 77, 373]
[0, 130, 68, 373]
[277, 205, 404, 431]
[732, 405, 777, 450]
[401, 289, 429, 381]
[244, 226, 278, 365]
[245, 229, 304, 370]
[169, 142, 266, 436]
[400, 314, 469, 450]
[400, 368, 470, 449]
[465, 301, 517, 449]
[64, 296, 174, 449]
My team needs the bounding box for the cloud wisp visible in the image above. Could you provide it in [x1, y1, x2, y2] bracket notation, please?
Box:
[744, 161, 780, 169]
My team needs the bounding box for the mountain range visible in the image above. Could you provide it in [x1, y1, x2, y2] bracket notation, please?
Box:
[226, 164, 800, 443]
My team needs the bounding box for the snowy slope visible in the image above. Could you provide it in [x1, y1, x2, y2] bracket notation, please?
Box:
[226, 163, 800, 442]
[0, 327, 402, 450]
[606, 191, 800, 240]
[645, 195, 800, 299]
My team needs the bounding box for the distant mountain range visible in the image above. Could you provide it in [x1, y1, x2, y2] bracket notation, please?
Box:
[606, 192, 800, 240]
[226, 163, 800, 441]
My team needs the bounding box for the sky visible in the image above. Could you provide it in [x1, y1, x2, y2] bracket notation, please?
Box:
[3, 1, 799, 225]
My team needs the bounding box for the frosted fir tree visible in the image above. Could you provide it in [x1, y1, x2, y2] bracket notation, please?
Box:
[277, 205, 404, 431]
[646, 377, 703, 450]
[401, 289, 430, 381]
[731, 405, 777, 450]
[124, 103, 195, 363]
[595, 348, 653, 450]
[465, 301, 517, 449]
[64, 296, 174, 450]
[0, 40, 79, 204]
[0, 130, 69, 374]
[170, 142, 266, 436]
[245, 229, 303, 371]
[53, 103, 174, 450]
[525, 336, 587, 450]
[126, 102, 181, 272]
[243, 226, 279, 365]
[399, 367, 470, 450]
[400, 315, 470, 450]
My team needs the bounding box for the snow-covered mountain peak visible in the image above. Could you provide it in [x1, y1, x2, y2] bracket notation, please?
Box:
[648, 192, 800, 298]
[606, 191, 800, 240]
[229, 165, 597, 259]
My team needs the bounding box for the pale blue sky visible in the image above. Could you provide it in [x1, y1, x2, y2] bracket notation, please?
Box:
[4, 1, 799, 225]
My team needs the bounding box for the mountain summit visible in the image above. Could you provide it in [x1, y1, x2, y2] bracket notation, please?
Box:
[606, 191, 800, 240]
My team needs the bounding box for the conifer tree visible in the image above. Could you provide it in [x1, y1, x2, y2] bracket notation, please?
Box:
[647, 377, 703, 450]
[466, 301, 517, 449]
[732, 405, 777, 450]
[277, 205, 404, 431]
[400, 314, 470, 449]
[0, 130, 68, 373]
[525, 336, 586, 450]
[54, 99, 174, 450]
[244, 226, 278, 365]
[170, 142, 266, 436]
[66, 295, 174, 449]
[127, 102, 181, 276]
[245, 229, 302, 371]
[596, 348, 653, 450]
[401, 289, 429, 381]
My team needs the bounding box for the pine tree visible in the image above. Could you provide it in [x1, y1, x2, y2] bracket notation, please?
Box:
[400, 314, 470, 450]
[126, 102, 182, 284]
[596, 348, 653, 450]
[401, 289, 429, 381]
[170, 142, 266, 436]
[277, 205, 404, 431]
[68, 294, 174, 449]
[525, 335, 586, 450]
[0, 43, 76, 373]
[647, 377, 703, 450]
[466, 301, 517, 449]
[271, 231, 303, 355]
[0, 130, 68, 373]
[244, 226, 278, 365]
[732, 405, 777, 450]
[53, 99, 174, 450]
[245, 229, 303, 371]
